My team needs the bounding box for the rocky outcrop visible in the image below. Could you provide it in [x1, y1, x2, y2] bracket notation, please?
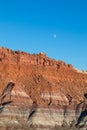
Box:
[0, 47, 73, 68]
[0, 47, 87, 130]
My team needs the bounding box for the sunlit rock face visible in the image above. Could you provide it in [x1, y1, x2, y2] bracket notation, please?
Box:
[0, 47, 87, 130]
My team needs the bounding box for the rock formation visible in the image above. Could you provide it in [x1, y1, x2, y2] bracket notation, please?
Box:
[0, 47, 87, 130]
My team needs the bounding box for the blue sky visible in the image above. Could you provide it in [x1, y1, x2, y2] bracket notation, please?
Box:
[0, 0, 87, 70]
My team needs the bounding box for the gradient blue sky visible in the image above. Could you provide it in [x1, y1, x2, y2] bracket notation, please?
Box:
[0, 0, 87, 70]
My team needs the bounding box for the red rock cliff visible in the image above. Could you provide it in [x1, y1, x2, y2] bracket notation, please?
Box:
[0, 47, 87, 129]
[0, 47, 87, 105]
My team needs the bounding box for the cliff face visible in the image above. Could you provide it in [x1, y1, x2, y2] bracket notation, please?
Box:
[0, 47, 87, 130]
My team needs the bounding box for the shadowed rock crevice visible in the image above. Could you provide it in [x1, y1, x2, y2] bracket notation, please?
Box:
[27, 101, 38, 121]
[75, 93, 87, 129]
[0, 82, 15, 105]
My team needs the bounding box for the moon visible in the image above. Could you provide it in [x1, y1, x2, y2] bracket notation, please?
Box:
[53, 34, 57, 38]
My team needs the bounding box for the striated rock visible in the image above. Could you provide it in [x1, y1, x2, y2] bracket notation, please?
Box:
[0, 47, 87, 129]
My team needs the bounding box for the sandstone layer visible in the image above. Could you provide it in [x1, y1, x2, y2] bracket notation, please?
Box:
[0, 47, 87, 130]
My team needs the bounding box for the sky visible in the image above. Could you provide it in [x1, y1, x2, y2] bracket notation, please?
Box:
[0, 0, 87, 70]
